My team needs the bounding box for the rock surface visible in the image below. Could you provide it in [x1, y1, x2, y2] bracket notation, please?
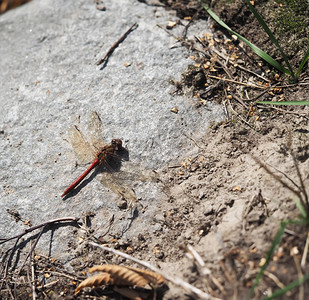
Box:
[0, 0, 224, 260]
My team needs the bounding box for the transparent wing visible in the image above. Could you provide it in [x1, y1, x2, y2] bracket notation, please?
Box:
[98, 162, 158, 203]
[68, 125, 95, 164]
[119, 161, 158, 183]
[88, 111, 105, 150]
[99, 173, 138, 204]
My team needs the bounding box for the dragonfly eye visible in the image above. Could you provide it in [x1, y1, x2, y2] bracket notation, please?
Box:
[111, 139, 122, 150]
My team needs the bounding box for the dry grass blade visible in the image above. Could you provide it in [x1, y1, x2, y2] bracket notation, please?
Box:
[75, 273, 111, 294]
[252, 136, 309, 216]
[251, 156, 302, 199]
[89, 265, 148, 287]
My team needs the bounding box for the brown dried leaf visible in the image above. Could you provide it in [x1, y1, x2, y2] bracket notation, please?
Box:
[75, 273, 112, 294]
[89, 265, 148, 287]
[126, 267, 165, 286]
[0, 0, 32, 14]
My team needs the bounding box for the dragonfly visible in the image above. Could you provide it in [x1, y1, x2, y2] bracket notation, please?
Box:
[61, 111, 155, 204]
[61, 139, 123, 197]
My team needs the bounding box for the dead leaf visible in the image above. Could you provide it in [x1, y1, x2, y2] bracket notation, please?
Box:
[126, 267, 165, 286]
[75, 265, 165, 294]
[232, 186, 242, 192]
[24, 219, 31, 226]
[170, 107, 178, 114]
[89, 265, 148, 286]
[75, 273, 112, 294]
[166, 20, 177, 29]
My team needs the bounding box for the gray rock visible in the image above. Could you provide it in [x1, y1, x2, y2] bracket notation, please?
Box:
[0, 0, 224, 262]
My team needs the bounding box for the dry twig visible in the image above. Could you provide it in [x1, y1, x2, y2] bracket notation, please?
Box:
[0, 217, 79, 245]
[0, 217, 79, 297]
[207, 75, 266, 89]
[301, 232, 309, 269]
[186, 245, 211, 276]
[96, 23, 138, 67]
[252, 141, 308, 216]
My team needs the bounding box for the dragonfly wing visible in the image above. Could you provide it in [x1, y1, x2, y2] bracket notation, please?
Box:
[68, 125, 95, 164]
[88, 111, 105, 149]
[98, 173, 137, 204]
[118, 161, 158, 182]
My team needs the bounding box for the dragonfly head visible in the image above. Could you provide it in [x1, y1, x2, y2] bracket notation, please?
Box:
[111, 139, 123, 151]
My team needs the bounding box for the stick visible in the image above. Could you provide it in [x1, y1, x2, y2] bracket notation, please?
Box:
[207, 75, 266, 89]
[236, 64, 270, 83]
[0, 217, 79, 297]
[96, 23, 138, 66]
[0, 237, 21, 292]
[30, 245, 37, 300]
[186, 245, 211, 276]
[14, 226, 45, 298]
[89, 242, 222, 300]
[0, 217, 79, 244]
[301, 232, 309, 269]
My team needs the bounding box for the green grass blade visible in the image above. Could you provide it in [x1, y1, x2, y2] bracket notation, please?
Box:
[296, 47, 309, 77]
[257, 101, 309, 106]
[248, 218, 307, 299]
[245, 0, 295, 79]
[286, 218, 308, 226]
[200, 1, 291, 75]
[263, 272, 309, 300]
[296, 198, 308, 218]
[247, 221, 288, 299]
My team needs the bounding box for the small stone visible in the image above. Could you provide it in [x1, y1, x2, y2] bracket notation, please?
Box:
[117, 200, 127, 209]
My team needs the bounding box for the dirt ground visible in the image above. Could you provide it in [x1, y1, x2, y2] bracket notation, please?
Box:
[1, 0, 309, 299]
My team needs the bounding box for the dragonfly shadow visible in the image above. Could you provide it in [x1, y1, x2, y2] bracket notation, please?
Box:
[1, 220, 79, 272]
[121, 206, 139, 236]
[98, 146, 129, 174]
[62, 171, 98, 200]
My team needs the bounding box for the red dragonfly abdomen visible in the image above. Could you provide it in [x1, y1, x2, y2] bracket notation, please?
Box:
[61, 159, 99, 197]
